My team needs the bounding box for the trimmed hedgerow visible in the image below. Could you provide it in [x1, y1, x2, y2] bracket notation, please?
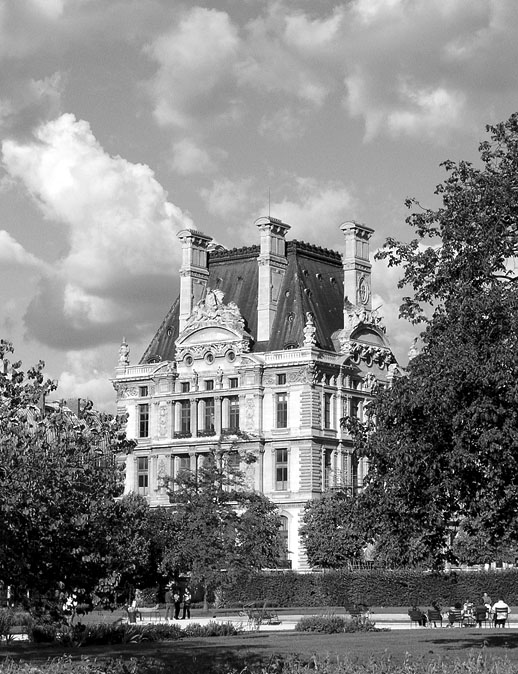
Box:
[221, 569, 518, 607]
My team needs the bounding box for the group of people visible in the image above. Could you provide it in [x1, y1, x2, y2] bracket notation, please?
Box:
[165, 585, 192, 621]
[409, 592, 511, 628]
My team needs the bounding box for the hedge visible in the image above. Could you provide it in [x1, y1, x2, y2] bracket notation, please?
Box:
[221, 569, 518, 607]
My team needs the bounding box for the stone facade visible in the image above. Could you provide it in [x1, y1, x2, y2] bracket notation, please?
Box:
[113, 218, 397, 570]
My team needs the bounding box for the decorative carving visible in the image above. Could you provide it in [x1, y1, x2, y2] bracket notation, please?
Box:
[159, 404, 167, 436]
[186, 288, 245, 332]
[338, 336, 395, 369]
[303, 313, 317, 346]
[157, 459, 168, 493]
[112, 382, 139, 398]
[344, 305, 386, 334]
[363, 372, 377, 392]
[118, 338, 130, 366]
[245, 397, 255, 430]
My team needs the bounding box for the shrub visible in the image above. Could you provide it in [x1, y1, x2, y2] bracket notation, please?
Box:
[294, 614, 381, 634]
[183, 620, 241, 637]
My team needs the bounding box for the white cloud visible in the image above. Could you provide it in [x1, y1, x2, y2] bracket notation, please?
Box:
[170, 138, 223, 175]
[202, 177, 254, 219]
[146, 7, 240, 129]
[258, 107, 307, 141]
[269, 178, 357, 244]
[1, 113, 193, 347]
[342, 0, 518, 141]
[54, 347, 117, 412]
[0, 230, 48, 270]
[0, 72, 63, 132]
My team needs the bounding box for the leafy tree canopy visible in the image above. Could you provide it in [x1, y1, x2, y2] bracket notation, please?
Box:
[300, 491, 368, 568]
[0, 340, 143, 600]
[155, 448, 283, 603]
[358, 115, 518, 567]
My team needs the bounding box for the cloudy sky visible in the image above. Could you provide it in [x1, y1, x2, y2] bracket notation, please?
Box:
[1, 0, 518, 411]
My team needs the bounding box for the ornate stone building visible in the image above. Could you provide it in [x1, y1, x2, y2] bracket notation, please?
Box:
[113, 218, 397, 570]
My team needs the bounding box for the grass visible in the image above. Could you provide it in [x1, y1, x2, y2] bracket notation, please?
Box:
[3, 629, 518, 673]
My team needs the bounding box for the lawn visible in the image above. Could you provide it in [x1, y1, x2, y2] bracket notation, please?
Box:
[2, 629, 518, 673]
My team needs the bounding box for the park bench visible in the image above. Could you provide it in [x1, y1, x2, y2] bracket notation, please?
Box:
[447, 608, 463, 627]
[427, 609, 442, 628]
[344, 603, 370, 620]
[408, 609, 426, 627]
[239, 601, 280, 630]
[126, 604, 162, 623]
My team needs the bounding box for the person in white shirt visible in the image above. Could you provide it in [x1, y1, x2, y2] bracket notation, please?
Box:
[491, 598, 510, 627]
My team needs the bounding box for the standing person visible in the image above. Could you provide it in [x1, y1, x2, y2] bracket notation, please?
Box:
[182, 588, 192, 620]
[483, 592, 492, 610]
[173, 589, 182, 620]
[164, 584, 175, 621]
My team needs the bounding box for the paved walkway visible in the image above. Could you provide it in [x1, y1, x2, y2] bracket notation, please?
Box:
[133, 609, 518, 632]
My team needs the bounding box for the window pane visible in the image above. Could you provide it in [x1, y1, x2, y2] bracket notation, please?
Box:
[229, 396, 239, 429]
[204, 398, 215, 431]
[138, 404, 149, 438]
[275, 448, 288, 490]
[276, 394, 287, 428]
[180, 401, 190, 433]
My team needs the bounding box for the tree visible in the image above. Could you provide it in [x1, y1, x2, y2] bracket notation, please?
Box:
[158, 448, 282, 607]
[0, 340, 139, 601]
[359, 114, 518, 567]
[299, 491, 368, 568]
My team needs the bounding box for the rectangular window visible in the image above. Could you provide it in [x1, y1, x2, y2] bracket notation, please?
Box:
[324, 393, 332, 429]
[181, 382, 190, 393]
[275, 448, 288, 490]
[178, 455, 190, 472]
[139, 385, 148, 397]
[229, 377, 238, 389]
[229, 396, 239, 429]
[276, 393, 288, 428]
[205, 380, 214, 391]
[204, 398, 215, 431]
[180, 401, 191, 433]
[277, 373, 286, 385]
[137, 456, 149, 494]
[138, 404, 149, 438]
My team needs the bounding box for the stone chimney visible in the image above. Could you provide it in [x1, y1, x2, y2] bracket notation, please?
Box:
[256, 216, 290, 342]
[177, 229, 213, 333]
[340, 220, 374, 322]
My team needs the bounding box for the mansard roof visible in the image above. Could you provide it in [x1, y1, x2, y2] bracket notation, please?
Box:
[140, 239, 345, 363]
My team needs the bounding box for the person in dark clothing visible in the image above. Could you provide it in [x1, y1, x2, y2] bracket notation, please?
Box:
[182, 588, 192, 620]
[173, 590, 182, 620]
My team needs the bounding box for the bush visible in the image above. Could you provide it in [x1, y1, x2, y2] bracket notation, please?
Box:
[183, 620, 240, 637]
[294, 615, 381, 634]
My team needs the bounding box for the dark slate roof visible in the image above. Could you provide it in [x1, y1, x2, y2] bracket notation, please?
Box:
[140, 240, 344, 363]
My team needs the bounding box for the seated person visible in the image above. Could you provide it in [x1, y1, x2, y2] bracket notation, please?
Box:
[491, 598, 510, 627]
[408, 605, 427, 626]
[447, 603, 463, 627]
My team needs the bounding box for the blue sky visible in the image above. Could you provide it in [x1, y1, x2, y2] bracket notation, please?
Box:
[1, 0, 518, 410]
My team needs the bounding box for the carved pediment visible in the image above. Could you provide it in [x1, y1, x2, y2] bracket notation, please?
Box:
[183, 288, 247, 334]
[176, 288, 252, 360]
